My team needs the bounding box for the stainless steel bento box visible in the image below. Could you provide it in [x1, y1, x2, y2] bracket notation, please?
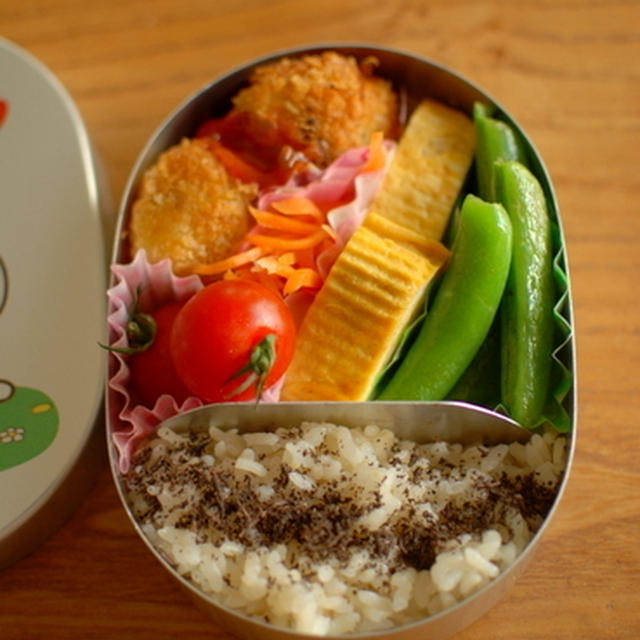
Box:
[105, 43, 576, 640]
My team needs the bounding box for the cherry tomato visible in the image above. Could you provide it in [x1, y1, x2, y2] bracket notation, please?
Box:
[126, 302, 193, 408]
[170, 280, 296, 402]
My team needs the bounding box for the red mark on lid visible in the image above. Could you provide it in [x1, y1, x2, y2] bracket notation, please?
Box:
[0, 100, 8, 128]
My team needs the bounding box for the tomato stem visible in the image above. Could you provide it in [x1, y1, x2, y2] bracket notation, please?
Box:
[226, 333, 278, 401]
[99, 298, 157, 355]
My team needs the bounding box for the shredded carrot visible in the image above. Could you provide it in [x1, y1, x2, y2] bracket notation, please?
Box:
[361, 131, 386, 173]
[271, 197, 324, 221]
[194, 246, 264, 275]
[207, 139, 272, 186]
[255, 253, 296, 274]
[283, 268, 323, 295]
[250, 208, 320, 234]
[248, 229, 330, 252]
[199, 141, 387, 299]
[252, 253, 322, 295]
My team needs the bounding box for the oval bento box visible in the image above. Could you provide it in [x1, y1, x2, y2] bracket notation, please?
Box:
[105, 44, 576, 640]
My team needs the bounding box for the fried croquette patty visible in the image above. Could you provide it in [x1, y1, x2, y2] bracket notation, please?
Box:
[129, 138, 257, 276]
[232, 52, 399, 167]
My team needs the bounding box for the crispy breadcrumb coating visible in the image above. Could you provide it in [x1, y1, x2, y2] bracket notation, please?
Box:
[232, 52, 399, 167]
[129, 138, 257, 276]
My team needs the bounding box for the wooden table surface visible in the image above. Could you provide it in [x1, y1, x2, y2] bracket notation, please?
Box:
[2, 1, 639, 638]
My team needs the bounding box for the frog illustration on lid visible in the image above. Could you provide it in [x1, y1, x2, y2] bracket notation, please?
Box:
[0, 256, 59, 471]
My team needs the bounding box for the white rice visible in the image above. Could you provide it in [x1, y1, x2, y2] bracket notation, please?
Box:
[124, 422, 566, 635]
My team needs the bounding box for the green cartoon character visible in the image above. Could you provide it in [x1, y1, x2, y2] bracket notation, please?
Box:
[0, 257, 59, 471]
[0, 380, 59, 471]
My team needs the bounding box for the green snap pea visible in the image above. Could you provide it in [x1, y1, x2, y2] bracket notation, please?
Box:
[494, 160, 554, 427]
[446, 318, 501, 407]
[378, 194, 512, 401]
[443, 105, 527, 407]
[473, 102, 526, 202]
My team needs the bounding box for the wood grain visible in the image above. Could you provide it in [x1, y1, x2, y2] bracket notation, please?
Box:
[1, 0, 639, 638]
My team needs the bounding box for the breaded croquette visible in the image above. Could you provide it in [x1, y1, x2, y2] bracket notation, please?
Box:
[129, 138, 257, 276]
[232, 52, 399, 167]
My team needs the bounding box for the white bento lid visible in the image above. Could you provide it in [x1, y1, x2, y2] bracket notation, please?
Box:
[0, 37, 109, 568]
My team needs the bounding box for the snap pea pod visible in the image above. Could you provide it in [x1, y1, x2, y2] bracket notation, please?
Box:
[444, 106, 527, 406]
[378, 194, 512, 401]
[446, 317, 501, 407]
[473, 102, 526, 202]
[495, 160, 554, 427]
